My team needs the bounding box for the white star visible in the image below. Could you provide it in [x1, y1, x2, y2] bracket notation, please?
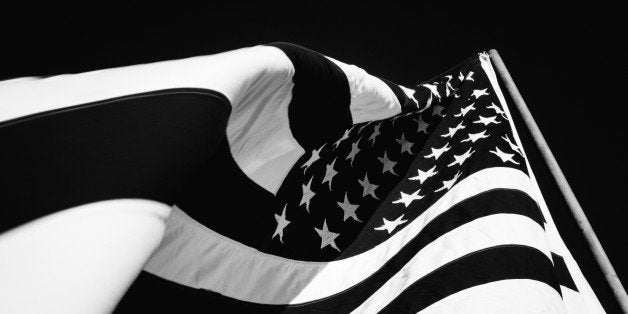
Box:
[458, 71, 465, 82]
[461, 130, 490, 143]
[322, 158, 338, 190]
[300, 177, 316, 212]
[435, 170, 462, 192]
[432, 104, 445, 117]
[444, 75, 455, 97]
[409, 165, 438, 184]
[396, 133, 414, 155]
[414, 115, 430, 134]
[272, 205, 290, 243]
[301, 144, 325, 173]
[333, 129, 352, 149]
[315, 219, 340, 252]
[447, 147, 475, 167]
[465, 71, 475, 81]
[471, 88, 489, 99]
[487, 102, 507, 119]
[489, 146, 520, 165]
[501, 134, 524, 156]
[454, 102, 476, 117]
[473, 115, 501, 126]
[377, 151, 398, 175]
[392, 189, 423, 208]
[337, 193, 361, 222]
[424, 142, 451, 160]
[368, 123, 381, 146]
[374, 214, 408, 234]
[345, 137, 361, 166]
[441, 121, 466, 138]
[358, 173, 379, 200]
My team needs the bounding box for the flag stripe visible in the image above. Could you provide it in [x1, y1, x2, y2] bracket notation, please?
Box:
[552, 252, 579, 291]
[410, 280, 567, 314]
[561, 287, 591, 314]
[377, 245, 561, 314]
[0, 89, 229, 233]
[0, 45, 292, 124]
[420, 279, 571, 314]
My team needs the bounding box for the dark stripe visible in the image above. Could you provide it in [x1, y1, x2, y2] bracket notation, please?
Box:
[264, 42, 352, 150]
[379, 245, 560, 314]
[0, 88, 230, 233]
[173, 135, 279, 245]
[552, 252, 578, 291]
[117, 189, 546, 313]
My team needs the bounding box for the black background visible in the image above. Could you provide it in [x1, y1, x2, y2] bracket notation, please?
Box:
[1, 3, 625, 312]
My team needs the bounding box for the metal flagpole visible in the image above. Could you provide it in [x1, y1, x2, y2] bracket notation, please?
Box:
[488, 49, 628, 312]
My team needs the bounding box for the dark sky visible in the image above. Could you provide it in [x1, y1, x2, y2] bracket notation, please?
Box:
[1, 3, 625, 311]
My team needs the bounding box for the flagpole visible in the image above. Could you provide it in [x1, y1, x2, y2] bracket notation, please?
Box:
[488, 49, 628, 312]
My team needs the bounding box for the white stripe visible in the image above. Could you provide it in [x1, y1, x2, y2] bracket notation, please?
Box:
[415, 280, 566, 314]
[0, 199, 171, 314]
[325, 56, 402, 123]
[144, 167, 539, 304]
[223, 54, 300, 194]
[562, 287, 594, 314]
[0, 45, 291, 123]
[351, 214, 552, 313]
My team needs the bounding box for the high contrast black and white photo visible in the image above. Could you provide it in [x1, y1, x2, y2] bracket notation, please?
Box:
[0, 4, 625, 313]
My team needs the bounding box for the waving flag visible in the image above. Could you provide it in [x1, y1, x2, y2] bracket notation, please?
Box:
[115, 44, 605, 313]
[0, 42, 608, 312]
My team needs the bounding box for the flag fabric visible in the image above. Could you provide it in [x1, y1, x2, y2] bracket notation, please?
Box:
[0, 42, 608, 313]
[126, 46, 606, 313]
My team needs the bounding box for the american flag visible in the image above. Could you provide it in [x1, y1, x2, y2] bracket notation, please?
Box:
[132, 51, 605, 313]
